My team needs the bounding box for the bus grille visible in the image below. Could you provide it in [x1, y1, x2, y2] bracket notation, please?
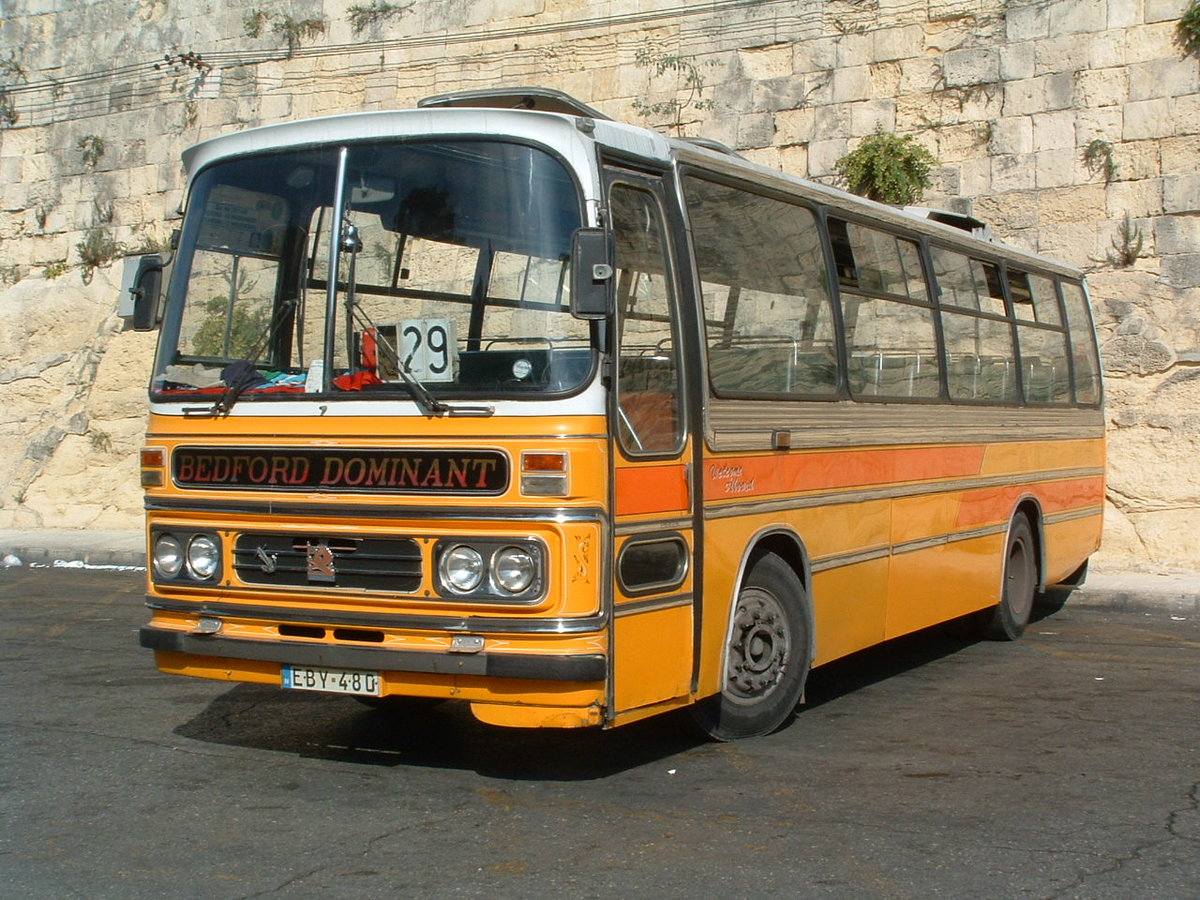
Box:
[233, 534, 422, 592]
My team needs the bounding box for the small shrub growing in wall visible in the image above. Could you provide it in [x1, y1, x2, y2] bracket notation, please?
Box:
[243, 10, 327, 58]
[835, 129, 937, 206]
[0, 53, 24, 127]
[76, 228, 124, 284]
[348, 1, 412, 36]
[78, 134, 106, 169]
[243, 11, 271, 38]
[276, 16, 327, 57]
[0, 93, 16, 127]
[1107, 214, 1145, 268]
[632, 44, 715, 135]
[1083, 139, 1117, 184]
[1178, 0, 1200, 59]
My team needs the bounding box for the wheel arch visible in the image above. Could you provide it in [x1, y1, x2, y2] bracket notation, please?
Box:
[1008, 495, 1047, 593]
[722, 527, 816, 685]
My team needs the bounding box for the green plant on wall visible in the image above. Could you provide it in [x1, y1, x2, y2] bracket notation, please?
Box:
[0, 52, 24, 127]
[78, 134, 106, 169]
[0, 53, 25, 82]
[835, 129, 937, 205]
[1178, 0, 1200, 58]
[1083, 138, 1117, 184]
[243, 10, 327, 58]
[277, 16, 327, 56]
[632, 44, 715, 135]
[1107, 214, 1144, 268]
[0, 93, 16, 127]
[348, 1, 412, 36]
[243, 11, 271, 38]
[77, 227, 124, 284]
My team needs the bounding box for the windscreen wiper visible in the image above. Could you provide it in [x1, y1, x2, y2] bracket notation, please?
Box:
[348, 306, 493, 418]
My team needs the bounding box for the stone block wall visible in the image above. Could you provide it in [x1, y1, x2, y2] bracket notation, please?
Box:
[0, 0, 1198, 569]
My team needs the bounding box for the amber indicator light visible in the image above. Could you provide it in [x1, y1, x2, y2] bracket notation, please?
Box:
[522, 452, 566, 473]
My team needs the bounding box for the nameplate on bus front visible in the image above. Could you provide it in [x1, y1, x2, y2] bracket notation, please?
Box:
[172, 447, 508, 494]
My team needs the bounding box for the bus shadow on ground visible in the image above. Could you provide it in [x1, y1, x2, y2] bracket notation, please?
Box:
[802, 595, 1066, 709]
[174, 684, 708, 780]
[173, 601, 1066, 780]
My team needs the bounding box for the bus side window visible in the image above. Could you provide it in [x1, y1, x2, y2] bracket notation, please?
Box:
[833, 220, 940, 400]
[932, 247, 1019, 404]
[1059, 279, 1102, 405]
[610, 183, 683, 455]
[1010, 269, 1071, 405]
[682, 176, 837, 397]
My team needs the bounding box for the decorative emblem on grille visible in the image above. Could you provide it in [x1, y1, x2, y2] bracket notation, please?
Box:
[306, 541, 336, 583]
[254, 546, 278, 574]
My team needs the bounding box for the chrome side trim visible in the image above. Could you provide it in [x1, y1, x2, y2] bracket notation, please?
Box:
[704, 467, 1104, 521]
[613, 594, 694, 617]
[810, 545, 890, 573]
[796, 510, 1102, 577]
[615, 516, 694, 535]
[1045, 506, 1104, 525]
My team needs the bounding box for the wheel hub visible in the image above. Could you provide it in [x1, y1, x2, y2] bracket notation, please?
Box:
[727, 587, 789, 700]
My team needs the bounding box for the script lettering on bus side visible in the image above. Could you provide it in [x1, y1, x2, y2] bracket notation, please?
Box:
[708, 462, 756, 495]
[172, 447, 508, 494]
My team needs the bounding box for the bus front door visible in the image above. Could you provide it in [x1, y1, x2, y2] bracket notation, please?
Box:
[606, 171, 698, 724]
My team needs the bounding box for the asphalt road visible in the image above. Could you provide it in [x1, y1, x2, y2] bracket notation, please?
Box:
[2, 567, 1197, 900]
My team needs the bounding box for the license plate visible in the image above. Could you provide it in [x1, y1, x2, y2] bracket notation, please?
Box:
[282, 664, 381, 696]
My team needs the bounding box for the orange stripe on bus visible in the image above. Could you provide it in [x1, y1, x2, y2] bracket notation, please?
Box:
[616, 465, 689, 516]
[955, 476, 1105, 529]
[705, 445, 987, 499]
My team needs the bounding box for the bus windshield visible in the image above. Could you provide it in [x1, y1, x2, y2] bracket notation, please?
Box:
[153, 139, 593, 406]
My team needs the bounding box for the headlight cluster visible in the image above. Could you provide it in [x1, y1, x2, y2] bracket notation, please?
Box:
[435, 539, 543, 602]
[152, 530, 222, 583]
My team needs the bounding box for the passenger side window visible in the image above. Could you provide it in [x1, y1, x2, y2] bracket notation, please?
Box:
[832, 219, 940, 399]
[683, 176, 837, 397]
[1059, 280, 1102, 405]
[1009, 268, 1071, 405]
[933, 247, 1019, 403]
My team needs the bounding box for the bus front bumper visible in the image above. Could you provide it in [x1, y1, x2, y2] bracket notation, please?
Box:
[139, 624, 607, 682]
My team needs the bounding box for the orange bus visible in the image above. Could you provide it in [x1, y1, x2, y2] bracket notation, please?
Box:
[126, 88, 1104, 739]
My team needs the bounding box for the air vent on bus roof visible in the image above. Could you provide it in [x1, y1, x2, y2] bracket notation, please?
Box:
[678, 136, 745, 159]
[417, 87, 611, 120]
[904, 206, 994, 241]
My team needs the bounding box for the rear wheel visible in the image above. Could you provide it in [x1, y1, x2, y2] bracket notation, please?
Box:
[978, 513, 1037, 641]
[690, 552, 810, 740]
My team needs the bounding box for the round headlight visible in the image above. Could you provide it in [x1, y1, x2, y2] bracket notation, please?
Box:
[186, 534, 220, 580]
[153, 534, 184, 578]
[493, 546, 536, 594]
[440, 545, 484, 593]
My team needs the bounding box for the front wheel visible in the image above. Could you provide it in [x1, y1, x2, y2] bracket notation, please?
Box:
[978, 513, 1037, 641]
[690, 552, 810, 740]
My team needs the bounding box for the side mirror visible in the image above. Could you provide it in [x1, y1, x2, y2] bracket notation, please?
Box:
[119, 254, 164, 332]
[569, 227, 613, 320]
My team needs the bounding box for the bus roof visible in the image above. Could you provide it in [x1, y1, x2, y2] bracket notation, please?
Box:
[180, 93, 1084, 281]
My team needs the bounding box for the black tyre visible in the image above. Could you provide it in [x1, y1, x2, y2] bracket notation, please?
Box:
[978, 513, 1037, 641]
[690, 551, 810, 740]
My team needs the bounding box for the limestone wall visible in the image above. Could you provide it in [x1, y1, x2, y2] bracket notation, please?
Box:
[1, 0, 1197, 569]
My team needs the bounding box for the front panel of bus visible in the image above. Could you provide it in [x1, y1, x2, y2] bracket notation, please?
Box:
[138, 131, 636, 728]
